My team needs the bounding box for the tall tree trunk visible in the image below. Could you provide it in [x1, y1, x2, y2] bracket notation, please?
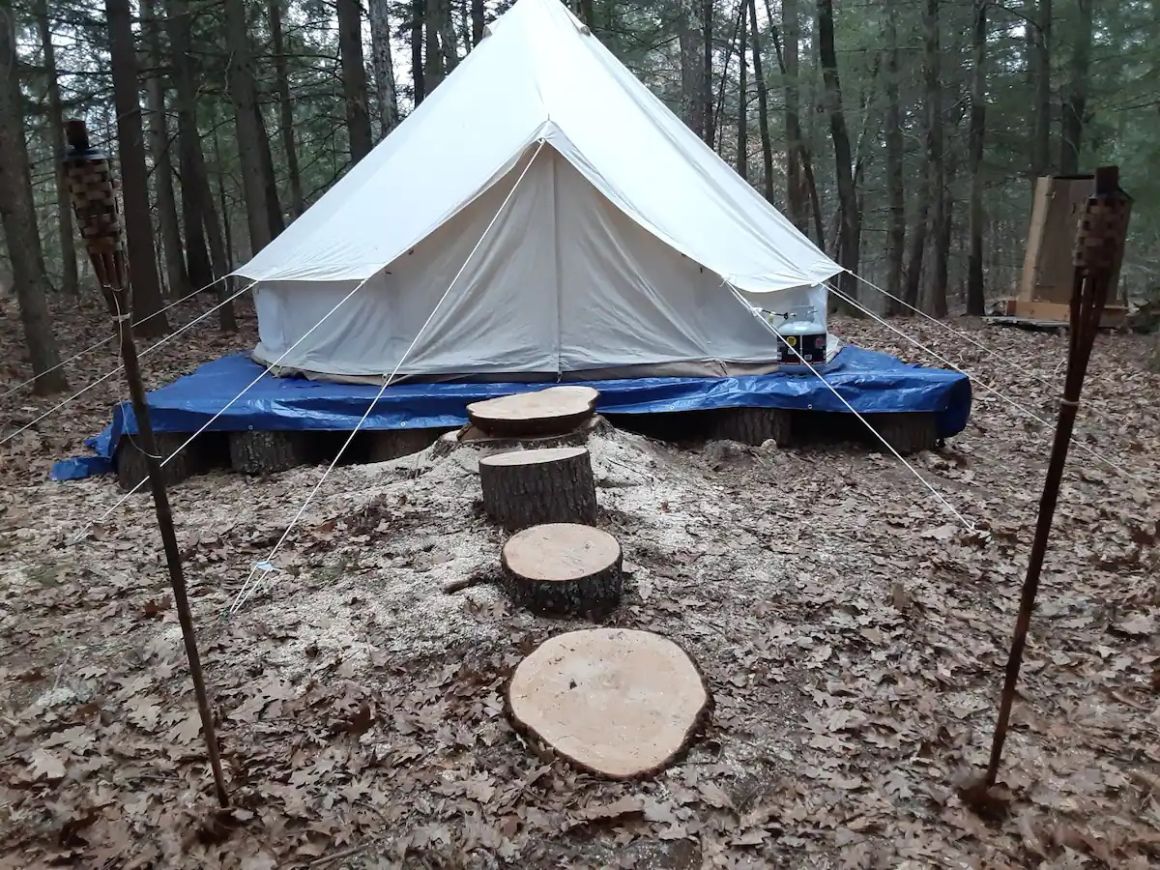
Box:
[425, 0, 445, 92]
[471, 0, 486, 42]
[921, 0, 946, 317]
[439, 0, 460, 72]
[1031, 0, 1052, 177]
[748, 0, 773, 201]
[269, 0, 305, 213]
[578, 0, 594, 29]
[212, 125, 235, 275]
[141, 0, 187, 298]
[369, 0, 401, 136]
[1034, 0, 1053, 177]
[337, 0, 373, 162]
[817, 0, 859, 303]
[34, 0, 78, 298]
[883, 0, 905, 311]
[678, 1, 705, 138]
[735, 2, 747, 179]
[167, 0, 211, 291]
[780, 0, 805, 229]
[701, 0, 714, 146]
[255, 108, 285, 237]
[107, 0, 169, 335]
[1059, 0, 1091, 174]
[225, 0, 272, 255]
[412, 0, 426, 104]
[966, 0, 988, 316]
[0, 11, 67, 393]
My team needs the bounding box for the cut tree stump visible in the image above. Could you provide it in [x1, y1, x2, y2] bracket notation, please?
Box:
[467, 386, 599, 437]
[501, 522, 622, 617]
[115, 432, 199, 492]
[865, 412, 939, 455]
[479, 446, 598, 530]
[707, 407, 794, 447]
[507, 628, 709, 778]
[228, 430, 311, 474]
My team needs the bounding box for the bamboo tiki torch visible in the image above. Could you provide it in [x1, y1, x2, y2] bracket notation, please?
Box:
[62, 119, 229, 808]
[983, 166, 1131, 788]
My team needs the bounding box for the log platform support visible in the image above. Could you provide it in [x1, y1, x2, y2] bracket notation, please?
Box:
[501, 522, 622, 617]
[706, 407, 794, 447]
[115, 432, 221, 492]
[480, 446, 598, 530]
[228, 430, 311, 475]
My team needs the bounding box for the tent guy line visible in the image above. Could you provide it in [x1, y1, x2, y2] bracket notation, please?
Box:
[846, 271, 1062, 391]
[728, 283, 977, 533]
[1, 280, 256, 447]
[228, 142, 549, 618]
[68, 273, 379, 545]
[0, 274, 231, 400]
[824, 281, 1145, 485]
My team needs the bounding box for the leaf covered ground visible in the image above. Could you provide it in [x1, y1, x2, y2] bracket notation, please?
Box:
[1, 293, 1158, 868]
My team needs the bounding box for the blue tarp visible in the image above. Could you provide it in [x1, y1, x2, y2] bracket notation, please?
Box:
[52, 346, 971, 481]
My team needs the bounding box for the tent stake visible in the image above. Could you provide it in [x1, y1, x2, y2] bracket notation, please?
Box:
[62, 119, 229, 808]
[983, 166, 1130, 788]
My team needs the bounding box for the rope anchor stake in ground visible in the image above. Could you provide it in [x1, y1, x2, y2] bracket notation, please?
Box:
[971, 166, 1131, 807]
[62, 119, 229, 808]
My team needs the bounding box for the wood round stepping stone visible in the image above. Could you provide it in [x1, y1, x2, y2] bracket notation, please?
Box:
[507, 629, 709, 778]
[467, 386, 598, 437]
[479, 446, 598, 530]
[501, 523, 621, 616]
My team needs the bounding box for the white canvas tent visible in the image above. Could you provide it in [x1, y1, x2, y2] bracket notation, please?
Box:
[234, 0, 841, 381]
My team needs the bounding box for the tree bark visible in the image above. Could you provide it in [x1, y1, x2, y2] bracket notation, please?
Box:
[0, 11, 67, 393]
[412, 0, 426, 104]
[817, 0, 859, 303]
[479, 447, 599, 531]
[919, 0, 945, 317]
[107, 0, 169, 335]
[224, 0, 272, 255]
[678, 1, 705, 139]
[337, 0, 373, 162]
[966, 0, 988, 316]
[1031, 0, 1052, 177]
[471, 0, 486, 44]
[34, 0, 78, 298]
[255, 108, 285, 238]
[1059, 0, 1091, 174]
[701, 0, 714, 146]
[883, 0, 904, 311]
[768, 0, 802, 230]
[747, 0, 773, 202]
[211, 125, 234, 275]
[425, 0, 445, 92]
[501, 524, 622, 618]
[269, 0, 305, 214]
[141, 0, 187, 298]
[439, 0, 460, 72]
[368, 0, 401, 137]
[735, 3, 748, 179]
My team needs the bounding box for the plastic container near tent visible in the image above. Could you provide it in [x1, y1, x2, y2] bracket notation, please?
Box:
[233, 0, 841, 383]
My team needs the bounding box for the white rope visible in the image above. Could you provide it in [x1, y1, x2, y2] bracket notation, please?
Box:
[824, 281, 1147, 484]
[70, 274, 378, 543]
[229, 140, 549, 617]
[1, 280, 256, 446]
[845, 270, 1060, 390]
[726, 283, 976, 532]
[1, 274, 231, 399]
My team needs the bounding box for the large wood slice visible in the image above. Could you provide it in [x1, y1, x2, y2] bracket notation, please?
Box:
[507, 629, 709, 778]
[467, 386, 599, 437]
[501, 523, 622, 617]
[479, 447, 597, 530]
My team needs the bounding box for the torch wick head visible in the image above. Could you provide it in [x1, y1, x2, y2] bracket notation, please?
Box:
[64, 118, 91, 152]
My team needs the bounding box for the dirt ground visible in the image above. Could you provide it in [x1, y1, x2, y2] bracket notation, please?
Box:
[1, 293, 1157, 868]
